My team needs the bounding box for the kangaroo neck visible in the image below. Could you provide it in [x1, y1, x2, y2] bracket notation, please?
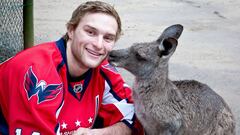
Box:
[136, 65, 169, 92]
[147, 64, 168, 82]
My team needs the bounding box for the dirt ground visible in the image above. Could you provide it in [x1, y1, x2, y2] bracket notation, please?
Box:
[34, 0, 240, 133]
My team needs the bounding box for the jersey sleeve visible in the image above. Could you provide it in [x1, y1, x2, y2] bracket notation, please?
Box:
[98, 60, 144, 135]
[0, 44, 64, 135]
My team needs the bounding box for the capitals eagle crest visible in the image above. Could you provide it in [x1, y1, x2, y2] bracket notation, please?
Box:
[24, 66, 63, 104]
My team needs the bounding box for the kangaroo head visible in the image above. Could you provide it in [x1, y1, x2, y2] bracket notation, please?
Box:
[109, 24, 183, 78]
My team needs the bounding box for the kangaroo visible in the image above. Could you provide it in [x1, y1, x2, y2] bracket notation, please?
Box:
[108, 24, 235, 135]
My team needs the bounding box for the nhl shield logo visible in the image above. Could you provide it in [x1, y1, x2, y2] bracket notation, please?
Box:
[73, 83, 83, 93]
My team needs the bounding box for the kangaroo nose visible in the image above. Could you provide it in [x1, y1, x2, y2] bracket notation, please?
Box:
[109, 51, 116, 58]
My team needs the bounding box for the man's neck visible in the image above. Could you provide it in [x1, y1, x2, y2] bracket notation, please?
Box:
[66, 41, 89, 78]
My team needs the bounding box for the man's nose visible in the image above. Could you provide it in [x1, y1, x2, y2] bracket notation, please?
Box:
[93, 36, 104, 49]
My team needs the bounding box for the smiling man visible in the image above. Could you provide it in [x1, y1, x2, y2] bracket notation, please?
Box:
[66, 12, 117, 77]
[0, 1, 143, 135]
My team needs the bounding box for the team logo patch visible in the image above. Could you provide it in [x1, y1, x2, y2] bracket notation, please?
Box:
[24, 66, 63, 104]
[102, 63, 118, 73]
[73, 83, 83, 93]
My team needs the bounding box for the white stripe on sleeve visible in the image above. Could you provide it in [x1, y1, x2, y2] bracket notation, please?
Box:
[102, 81, 134, 124]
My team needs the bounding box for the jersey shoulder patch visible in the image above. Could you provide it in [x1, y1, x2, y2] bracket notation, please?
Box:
[101, 63, 119, 74]
[24, 66, 63, 104]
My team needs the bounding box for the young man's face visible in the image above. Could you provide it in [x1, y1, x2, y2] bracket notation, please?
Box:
[68, 12, 118, 69]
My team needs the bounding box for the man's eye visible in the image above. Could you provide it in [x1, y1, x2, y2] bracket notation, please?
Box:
[104, 36, 115, 43]
[86, 30, 95, 36]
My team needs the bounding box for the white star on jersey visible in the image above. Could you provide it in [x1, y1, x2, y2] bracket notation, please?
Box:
[88, 117, 93, 124]
[75, 120, 81, 127]
[61, 122, 67, 129]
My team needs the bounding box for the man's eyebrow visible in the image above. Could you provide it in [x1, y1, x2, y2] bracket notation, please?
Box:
[106, 33, 116, 37]
[84, 25, 97, 30]
[84, 25, 117, 37]
[105, 30, 117, 37]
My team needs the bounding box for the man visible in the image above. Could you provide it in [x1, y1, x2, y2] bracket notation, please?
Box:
[0, 1, 143, 135]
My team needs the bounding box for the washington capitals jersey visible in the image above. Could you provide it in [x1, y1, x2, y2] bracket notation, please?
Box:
[0, 38, 144, 135]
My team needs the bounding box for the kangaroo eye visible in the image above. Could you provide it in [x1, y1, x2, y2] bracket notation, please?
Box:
[135, 52, 146, 61]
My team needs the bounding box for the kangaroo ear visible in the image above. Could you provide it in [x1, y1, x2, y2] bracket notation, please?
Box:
[157, 24, 183, 42]
[158, 37, 178, 57]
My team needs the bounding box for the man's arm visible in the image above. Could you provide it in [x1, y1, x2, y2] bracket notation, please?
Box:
[73, 122, 131, 135]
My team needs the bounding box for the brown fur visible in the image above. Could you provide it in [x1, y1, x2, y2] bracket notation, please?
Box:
[109, 24, 235, 135]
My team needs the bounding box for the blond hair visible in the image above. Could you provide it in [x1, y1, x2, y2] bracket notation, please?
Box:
[64, 1, 121, 41]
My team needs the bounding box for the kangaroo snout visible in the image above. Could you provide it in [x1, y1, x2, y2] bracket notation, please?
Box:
[108, 49, 129, 67]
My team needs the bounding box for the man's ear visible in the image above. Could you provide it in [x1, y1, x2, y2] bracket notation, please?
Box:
[67, 27, 74, 39]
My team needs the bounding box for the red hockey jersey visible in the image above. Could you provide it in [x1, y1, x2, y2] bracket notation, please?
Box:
[0, 38, 143, 135]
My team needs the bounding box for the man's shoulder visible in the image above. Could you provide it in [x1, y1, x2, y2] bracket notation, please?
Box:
[96, 60, 126, 86]
[26, 41, 59, 55]
[0, 41, 63, 74]
[99, 60, 119, 75]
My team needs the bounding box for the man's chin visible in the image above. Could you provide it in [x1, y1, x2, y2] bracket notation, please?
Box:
[85, 60, 103, 68]
[84, 56, 107, 68]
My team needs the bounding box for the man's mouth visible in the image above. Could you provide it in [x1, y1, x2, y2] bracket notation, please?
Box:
[86, 48, 102, 56]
